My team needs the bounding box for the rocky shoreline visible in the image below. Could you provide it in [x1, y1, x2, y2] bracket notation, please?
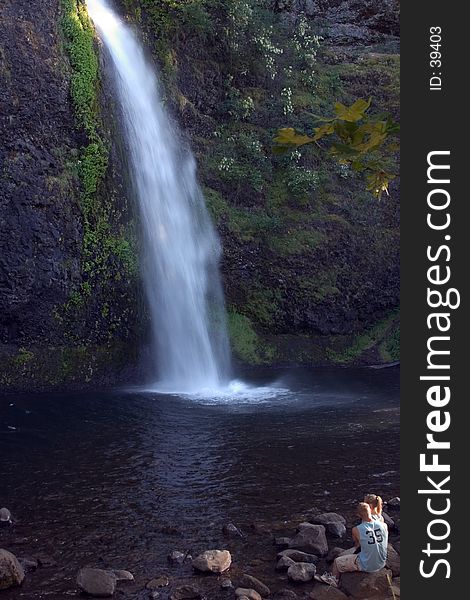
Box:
[0, 499, 400, 600]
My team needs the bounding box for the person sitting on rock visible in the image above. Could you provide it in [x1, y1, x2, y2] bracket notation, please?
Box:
[318, 502, 388, 587]
[364, 493, 384, 522]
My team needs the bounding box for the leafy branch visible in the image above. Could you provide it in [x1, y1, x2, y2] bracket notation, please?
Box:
[273, 98, 399, 198]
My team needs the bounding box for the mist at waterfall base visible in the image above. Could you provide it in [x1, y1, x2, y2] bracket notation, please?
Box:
[87, 0, 255, 397]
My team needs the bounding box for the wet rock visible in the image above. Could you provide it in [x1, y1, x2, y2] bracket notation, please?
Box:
[274, 537, 291, 549]
[287, 562, 316, 583]
[171, 584, 202, 599]
[18, 557, 38, 572]
[223, 523, 243, 538]
[0, 508, 12, 524]
[251, 522, 271, 536]
[112, 569, 134, 581]
[387, 497, 400, 510]
[238, 574, 270, 597]
[278, 549, 319, 564]
[0, 549, 25, 590]
[310, 513, 347, 538]
[221, 578, 233, 589]
[192, 550, 231, 573]
[340, 568, 392, 598]
[76, 567, 117, 597]
[273, 590, 299, 600]
[386, 544, 400, 577]
[276, 556, 296, 571]
[168, 551, 187, 565]
[147, 575, 170, 589]
[309, 584, 349, 600]
[235, 588, 262, 600]
[289, 524, 328, 556]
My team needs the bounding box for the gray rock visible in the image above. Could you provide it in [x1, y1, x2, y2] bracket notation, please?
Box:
[273, 590, 299, 600]
[287, 562, 316, 582]
[278, 549, 319, 564]
[386, 497, 400, 510]
[76, 567, 116, 597]
[310, 513, 347, 538]
[0, 508, 12, 523]
[289, 524, 328, 556]
[393, 541, 400, 555]
[382, 512, 395, 529]
[386, 544, 400, 576]
[221, 578, 233, 589]
[192, 550, 231, 573]
[147, 576, 170, 589]
[309, 584, 349, 600]
[35, 553, 57, 567]
[223, 523, 243, 538]
[340, 568, 392, 598]
[235, 589, 262, 600]
[170, 584, 202, 600]
[112, 569, 134, 581]
[168, 551, 186, 565]
[238, 574, 270, 597]
[326, 547, 348, 562]
[0, 549, 25, 590]
[274, 537, 292, 549]
[276, 556, 296, 571]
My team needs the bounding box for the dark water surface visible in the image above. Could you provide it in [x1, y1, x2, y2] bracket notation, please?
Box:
[0, 367, 399, 598]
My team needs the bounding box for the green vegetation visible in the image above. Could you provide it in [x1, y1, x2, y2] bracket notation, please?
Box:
[274, 98, 399, 198]
[227, 310, 275, 364]
[328, 310, 400, 364]
[60, 0, 137, 319]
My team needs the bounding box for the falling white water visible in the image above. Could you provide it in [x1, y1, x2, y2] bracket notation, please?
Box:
[86, 0, 231, 392]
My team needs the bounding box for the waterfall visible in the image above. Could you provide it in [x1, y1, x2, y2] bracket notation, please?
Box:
[86, 0, 231, 393]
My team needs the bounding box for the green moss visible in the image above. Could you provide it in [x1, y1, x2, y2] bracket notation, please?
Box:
[227, 310, 275, 364]
[245, 285, 282, 327]
[269, 229, 324, 256]
[328, 309, 399, 364]
[379, 323, 400, 362]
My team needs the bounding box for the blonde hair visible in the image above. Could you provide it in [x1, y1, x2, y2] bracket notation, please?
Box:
[364, 493, 383, 514]
[357, 502, 372, 520]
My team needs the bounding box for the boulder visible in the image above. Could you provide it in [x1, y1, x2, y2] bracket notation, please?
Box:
[278, 549, 319, 564]
[276, 556, 296, 571]
[327, 547, 348, 562]
[223, 523, 243, 538]
[382, 512, 395, 529]
[221, 578, 233, 589]
[393, 541, 400, 555]
[76, 567, 117, 597]
[386, 544, 400, 576]
[274, 537, 292, 549]
[289, 524, 328, 556]
[340, 568, 392, 598]
[310, 513, 347, 538]
[0, 508, 12, 524]
[309, 584, 349, 600]
[273, 591, 299, 600]
[235, 588, 262, 600]
[112, 569, 134, 581]
[192, 550, 231, 573]
[168, 550, 187, 565]
[0, 549, 25, 590]
[287, 562, 316, 583]
[238, 574, 270, 597]
[386, 497, 400, 510]
[171, 584, 202, 599]
[147, 575, 170, 589]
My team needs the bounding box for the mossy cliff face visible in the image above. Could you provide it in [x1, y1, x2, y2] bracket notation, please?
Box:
[0, 0, 399, 390]
[0, 0, 143, 390]
[116, 0, 400, 366]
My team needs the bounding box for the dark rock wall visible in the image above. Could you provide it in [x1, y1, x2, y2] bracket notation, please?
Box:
[0, 0, 400, 390]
